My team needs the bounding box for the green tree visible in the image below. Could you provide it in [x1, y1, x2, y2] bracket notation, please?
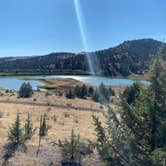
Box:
[121, 55, 166, 164]
[122, 82, 141, 104]
[3, 113, 35, 165]
[93, 109, 130, 166]
[74, 85, 81, 98]
[74, 84, 89, 99]
[24, 113, 35, 140]
[66, 89, 75, 99]
[108, 86, 115, 96]
[8, 113, 23, 144]
[36, 114, 48, 156]
[57, 130, 94, 166]
[3, 114, 25, 165]
[147, 55, 166, 151]
[80, 84, 88, 99]
[88, 86, 94, 96]
[93, 49, 166, 165]
[93, 83, 110, 104]
[92, 89, 100, 102]
[58, 130, 81, 165]
[18, 82, 33, 98]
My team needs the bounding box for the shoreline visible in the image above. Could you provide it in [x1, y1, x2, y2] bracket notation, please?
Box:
[0, 74, 149, 91]
[0, 71, 148, 80]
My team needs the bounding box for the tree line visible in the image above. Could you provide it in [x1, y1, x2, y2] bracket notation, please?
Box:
[66, 83, 115, 104]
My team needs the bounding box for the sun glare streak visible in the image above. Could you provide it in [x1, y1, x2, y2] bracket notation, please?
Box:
[74, 0, 94, 74]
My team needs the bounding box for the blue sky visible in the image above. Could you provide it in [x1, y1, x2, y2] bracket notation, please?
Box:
[0, 0, 165, 57]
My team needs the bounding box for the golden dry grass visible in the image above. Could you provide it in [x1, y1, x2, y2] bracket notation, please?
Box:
[0, 103, 105, 141]
[0, 90, 102, 110]
[37, 78, 84, 92]
[0, 90, 106, 166]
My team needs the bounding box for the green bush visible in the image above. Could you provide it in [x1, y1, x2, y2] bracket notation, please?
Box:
[18, 82, 33, 98]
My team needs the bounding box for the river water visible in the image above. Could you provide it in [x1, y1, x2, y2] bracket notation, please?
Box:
[0, 75, 149, 90]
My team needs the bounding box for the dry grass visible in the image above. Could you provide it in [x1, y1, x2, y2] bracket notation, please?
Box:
[0, 102, 105, 142]
[0, 90, 106, 165]
[38, 78, 84, 93]
[0, 90, 103, 111]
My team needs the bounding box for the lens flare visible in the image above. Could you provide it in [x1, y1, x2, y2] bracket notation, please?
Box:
[74, 0, 108, 105]
[74, 0, 94, 74]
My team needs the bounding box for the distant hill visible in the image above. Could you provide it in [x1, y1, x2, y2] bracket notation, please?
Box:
[0, 39, 165, 76]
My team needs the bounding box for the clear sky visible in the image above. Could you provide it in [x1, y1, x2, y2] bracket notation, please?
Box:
[0, 0, 165, 57]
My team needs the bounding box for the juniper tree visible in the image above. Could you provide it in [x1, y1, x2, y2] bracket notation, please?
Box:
[58, 130, 81, 164]
[3, 113, 35, 165]
[36, 114, 48, 156]
[147, 54, 166, 152]
[80, 84, 88, 99]
[24, 113, 35, 140]
[92, 90, 100, 102]
[88, 86, 94, 96]
[92, 83, 111, 104]
[74, 85, 81, 98]
[108, 86, 115, 96]
[57, 129, 94, 166]
[8, 113, 23, 144]
[18, 82, 33, 98]
[93, 109, 131, 166]
[3, 113, 24, 164]
[99, 83, 110, 102]
[122, 82, 140, 104]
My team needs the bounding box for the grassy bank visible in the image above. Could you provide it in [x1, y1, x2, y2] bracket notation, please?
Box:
[24, 77, 83, 92]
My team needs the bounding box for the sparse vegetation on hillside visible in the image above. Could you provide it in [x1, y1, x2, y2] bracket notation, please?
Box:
[0, 39, 165, 77]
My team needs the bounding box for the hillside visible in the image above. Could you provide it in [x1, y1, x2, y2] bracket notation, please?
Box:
[0, 39, 165, 76]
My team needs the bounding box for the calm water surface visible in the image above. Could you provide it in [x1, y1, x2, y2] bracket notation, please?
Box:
[0, 75, 149, 90]
[0, 77, 42, 90]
